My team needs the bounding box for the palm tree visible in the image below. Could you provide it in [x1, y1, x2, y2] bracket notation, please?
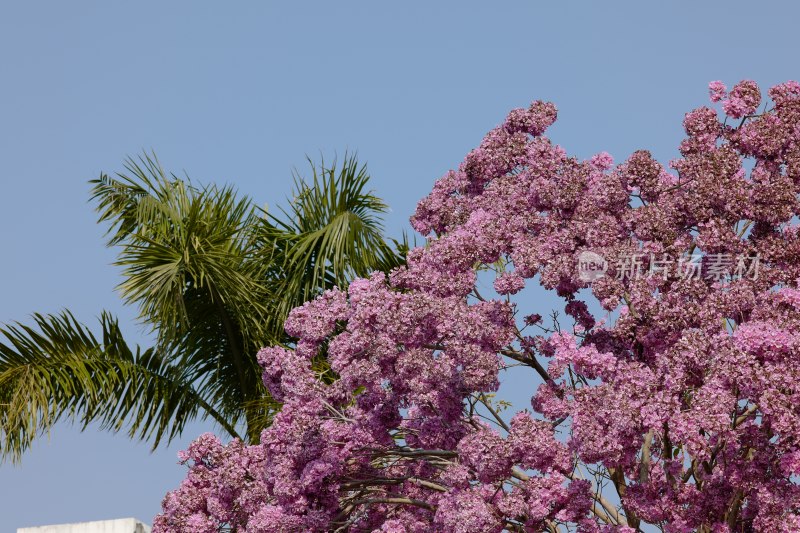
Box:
[0, 152, 406, 462]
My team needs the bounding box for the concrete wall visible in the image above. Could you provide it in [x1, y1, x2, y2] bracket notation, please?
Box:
[17, 518, 151, 533]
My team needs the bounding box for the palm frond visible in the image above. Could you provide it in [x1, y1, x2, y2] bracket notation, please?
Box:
[0, 311, 240, 463]
[91, 153, 280, 442]
[92, 156, 274, 344]
[1, 151, 404, 461]
[261, 153, 406, 329]
[90, 152, 188, 247]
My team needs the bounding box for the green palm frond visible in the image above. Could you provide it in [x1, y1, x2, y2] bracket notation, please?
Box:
[91, 153, 182, 246]
[261, 153, 406, 327]
[0, 311, 240, 463]
[91, 154, 273, 345]
[1, 150, 405, 462]
[90, 156, 277, 442]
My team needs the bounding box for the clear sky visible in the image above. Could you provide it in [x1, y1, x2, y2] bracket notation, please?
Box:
[1, 1, 798, 530]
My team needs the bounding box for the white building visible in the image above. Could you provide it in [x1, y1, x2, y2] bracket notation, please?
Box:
[17, 518, 151, 533]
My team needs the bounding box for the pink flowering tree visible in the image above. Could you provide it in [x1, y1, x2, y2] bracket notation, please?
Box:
[154, 80, 800, 532]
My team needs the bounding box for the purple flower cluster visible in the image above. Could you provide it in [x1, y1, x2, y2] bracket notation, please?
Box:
[156, 80, 800, 531]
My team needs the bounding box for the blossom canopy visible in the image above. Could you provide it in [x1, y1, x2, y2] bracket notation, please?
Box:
[156, 79, 800, 532]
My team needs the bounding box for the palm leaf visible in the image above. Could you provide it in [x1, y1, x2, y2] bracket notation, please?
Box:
[1, 150, 404, 461]
[0, 311, 240, 464]
[261, 153, 406, 331]
[91, 154, 279, 442]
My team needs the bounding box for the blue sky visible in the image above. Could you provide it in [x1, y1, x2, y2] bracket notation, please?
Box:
[1, 1, 798, 529]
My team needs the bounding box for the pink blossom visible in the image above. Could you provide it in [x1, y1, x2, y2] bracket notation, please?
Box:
[708, 80, 727, 102]
[157, 80, 800, 531]
[590, 151, 614, 171]
[722, 79, 761, 118]
[493, 271, 525, 294]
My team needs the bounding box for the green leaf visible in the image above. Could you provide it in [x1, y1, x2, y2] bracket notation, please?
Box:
[0, 311, 240, 464]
